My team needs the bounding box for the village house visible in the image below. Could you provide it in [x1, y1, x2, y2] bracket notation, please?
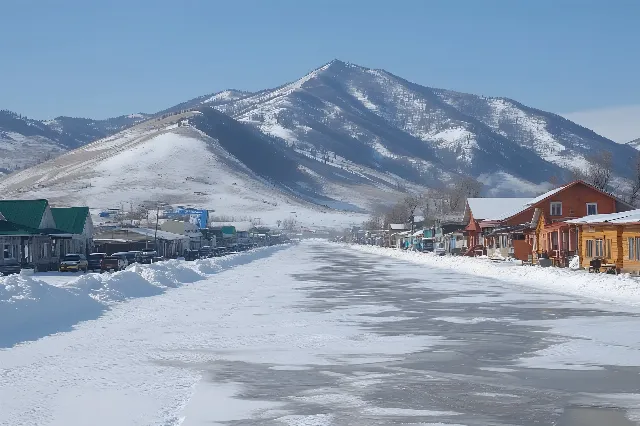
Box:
[50, 207, 94, 257]
[567, 209, 640, 274]
[160, 219, 207, 250]
[388, 223, 410, 248]
[463, 197, 530, 256]
[0, 199, 61, 271]
[435, 221, 466, 255]
[464, 180, 633, 265]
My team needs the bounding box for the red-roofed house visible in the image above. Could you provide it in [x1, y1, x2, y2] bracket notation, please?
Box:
[464, 180, 633, 264]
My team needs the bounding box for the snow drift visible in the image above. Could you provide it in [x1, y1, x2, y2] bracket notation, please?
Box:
[0, 245, 289, 348]
[350, 245, 640, 307]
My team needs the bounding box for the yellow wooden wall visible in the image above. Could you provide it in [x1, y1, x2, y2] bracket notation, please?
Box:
[620, 225, 640, 273]
[579, 225, 622, 268]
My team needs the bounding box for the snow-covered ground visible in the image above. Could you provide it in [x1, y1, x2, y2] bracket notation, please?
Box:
[350, 244, 640, 307]
[0, 116, 370, 229]
[3, 240, 640, 425]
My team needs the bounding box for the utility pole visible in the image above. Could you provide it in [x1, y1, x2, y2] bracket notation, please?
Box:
[154, 204, 160, 253]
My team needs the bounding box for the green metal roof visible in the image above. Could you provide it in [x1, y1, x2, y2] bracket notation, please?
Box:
[0, 220, 39, 236]
[50, 207, 89, 235]
[0, 199, 48, 230]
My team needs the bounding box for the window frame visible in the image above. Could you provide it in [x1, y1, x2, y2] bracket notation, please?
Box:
[586, 239, 594, 257]
[550, 201, 562, 216]
[629, 237, 635, 260]
[595, 239, 604, 257]
[586, 203, 598, 216]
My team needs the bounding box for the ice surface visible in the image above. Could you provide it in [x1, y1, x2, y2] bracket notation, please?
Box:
[351, 245, 640, 308]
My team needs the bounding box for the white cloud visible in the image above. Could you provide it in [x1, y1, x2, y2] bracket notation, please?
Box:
[562, 105, 640, 144]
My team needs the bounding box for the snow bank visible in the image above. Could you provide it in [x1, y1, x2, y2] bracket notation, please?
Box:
[128, 260, 205, 288]
[0, 274, 105, 348]
[0, 244, 290, 348]
[349, 245, 640, 307]
[68, 271, 165, 302]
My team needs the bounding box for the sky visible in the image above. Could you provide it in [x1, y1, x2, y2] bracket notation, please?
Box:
[1, 0, 639, 140]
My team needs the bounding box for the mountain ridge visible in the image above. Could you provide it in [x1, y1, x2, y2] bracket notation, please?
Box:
[1, 59, 638, 203]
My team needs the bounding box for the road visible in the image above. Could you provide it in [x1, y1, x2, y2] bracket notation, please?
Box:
[2, 241, 640, 425]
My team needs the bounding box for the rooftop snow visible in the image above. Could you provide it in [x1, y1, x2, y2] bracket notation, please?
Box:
[127, 227, 190, 241]
[567, 209, 640, 225]
[389, 224, 409, 230]
[525, 184, 568, 207]
[467, 198, 531, 221]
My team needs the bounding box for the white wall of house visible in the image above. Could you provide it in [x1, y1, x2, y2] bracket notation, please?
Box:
[39, 206, 56, 229]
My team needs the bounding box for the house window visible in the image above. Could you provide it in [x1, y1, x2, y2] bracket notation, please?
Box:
[586, 240, 594, 257]
[606, 239, 611, 259]
[627, 237, 640, 261]
[586, 203, 598, 216]
[595, 239, 604, 257]
[551, 232, 559, 251]
[550, 202, 562, 216]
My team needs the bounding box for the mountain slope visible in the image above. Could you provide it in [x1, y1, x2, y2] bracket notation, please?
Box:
[2, 59, 637, 217]
[185, 60, 636, 189]
[627, 138, 640, 151]
[0, 111, 410, 227]
[0, 110, 150, 174]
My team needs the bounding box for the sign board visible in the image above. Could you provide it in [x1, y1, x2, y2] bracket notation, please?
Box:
[164, 208, 209, 229]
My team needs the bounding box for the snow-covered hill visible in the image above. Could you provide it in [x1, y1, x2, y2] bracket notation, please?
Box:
[2, 59, 638, 222]
[0, 110, 151, 173]
[0, 112, 378, 228]
[189, 60, 637, 189]
[627, 137, 640, 150]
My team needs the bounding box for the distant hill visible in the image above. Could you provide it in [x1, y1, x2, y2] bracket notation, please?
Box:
[2, 59, 639, 225]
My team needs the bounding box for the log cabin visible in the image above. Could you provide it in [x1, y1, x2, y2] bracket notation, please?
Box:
[568, 209, 640, 273]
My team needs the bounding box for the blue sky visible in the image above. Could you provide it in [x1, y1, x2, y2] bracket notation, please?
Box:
[1, 0, 638, 131]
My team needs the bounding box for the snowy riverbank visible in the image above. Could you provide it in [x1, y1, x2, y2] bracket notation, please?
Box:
[349, 244, 640, 307]
[0, 245, 290, 348]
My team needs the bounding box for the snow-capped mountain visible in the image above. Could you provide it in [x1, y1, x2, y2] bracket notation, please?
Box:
[2, 59, 638, 216]
[627, 137, 640, 150]
[0, 110, 150, 174]
[187, 60, 638, 190]
[0, 112, 380, 228]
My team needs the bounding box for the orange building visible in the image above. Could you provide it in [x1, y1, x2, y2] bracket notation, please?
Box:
[463, 180, 633, 264]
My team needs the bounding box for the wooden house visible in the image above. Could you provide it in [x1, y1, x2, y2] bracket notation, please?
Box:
[0, 199, 58, 271]
[568, 209, 640, 273]
[388, 223, 409, 248]
[50, 207, 94, 256]
[463, 198, 530, 256]
[501, 180, 633, 265]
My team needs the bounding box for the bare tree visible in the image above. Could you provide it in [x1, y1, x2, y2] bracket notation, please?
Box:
[584, 151, 613, 191]
[447, 176, 482, 212]
[362, 213, 383, 230]
[627, 154, 640, 206]
[383, 195, 420, 227]
[282, 217, 298, 231]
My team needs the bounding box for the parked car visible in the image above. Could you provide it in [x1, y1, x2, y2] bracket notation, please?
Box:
[111, 252, 135, 267]
[184, 249, 200, 261]
[0, 250, 21, 276]
[59, 254, 88, 272]
[128, 251, 143, 264]
[434, 243, 446, 256]
[139, 249, 157, 264]
[101, 256, 126, 272]
[88, 253, 106, 271]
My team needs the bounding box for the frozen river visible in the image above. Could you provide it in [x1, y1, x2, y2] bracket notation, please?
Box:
[2, 241, 640, 425]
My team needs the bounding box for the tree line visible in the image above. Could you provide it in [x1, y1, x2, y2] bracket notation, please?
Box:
[364, 149, 640, 232]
